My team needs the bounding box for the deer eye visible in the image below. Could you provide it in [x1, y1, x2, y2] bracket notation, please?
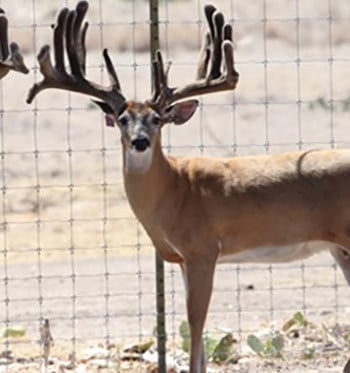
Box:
[119, 115, 129, 127]
[153, 115, 161, 126]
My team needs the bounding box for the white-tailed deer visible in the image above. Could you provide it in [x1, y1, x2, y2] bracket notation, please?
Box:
[0, 9, 28, 79]
[26, 2, 350, 372]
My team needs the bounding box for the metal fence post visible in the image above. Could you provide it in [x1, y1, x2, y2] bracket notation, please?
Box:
[149, 1, 167, 372]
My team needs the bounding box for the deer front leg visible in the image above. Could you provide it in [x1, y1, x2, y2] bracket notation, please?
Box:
[181, 256, 217, 373]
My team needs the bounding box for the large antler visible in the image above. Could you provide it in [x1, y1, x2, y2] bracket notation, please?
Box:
[149, 4, 239, 113]
[0, 8, 29, 79]
[26, 1, 125, 114]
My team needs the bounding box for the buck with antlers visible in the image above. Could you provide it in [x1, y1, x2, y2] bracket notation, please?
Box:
[26, 2, 350, 372]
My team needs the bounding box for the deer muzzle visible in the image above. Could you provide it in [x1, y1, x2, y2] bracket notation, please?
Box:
[131, 137, 151, 152]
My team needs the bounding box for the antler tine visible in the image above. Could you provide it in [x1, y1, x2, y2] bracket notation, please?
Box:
[223, 23, 232, 45]
[223, 40, 236, 81]
[79, 22, 88, 74]
[0, 12, 9, 61]
[204, 5, 216, 45]
[73, 1, 88, 75]
[196, 31, 211, 80]
[53, 7, 68, 74]
[26, 1, 125, 113]
[207, 8, 224, 79]
[149, 50, 172, 108]
[151, 59, 160, 102]
[103, 48, 121, 91]
[222, 24, 237, 82]
[156, 50, 168, 89]
[66, 9, 82, 77]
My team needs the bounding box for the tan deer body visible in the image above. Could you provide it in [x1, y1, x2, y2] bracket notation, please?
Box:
[26, 2, 350, 372]
[124, 144, 350, 266]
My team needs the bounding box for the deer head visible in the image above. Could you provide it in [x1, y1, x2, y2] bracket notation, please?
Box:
[26, 1, 238, 173]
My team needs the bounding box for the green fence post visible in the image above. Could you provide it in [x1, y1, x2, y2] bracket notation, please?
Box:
[149, 1, 167, 372]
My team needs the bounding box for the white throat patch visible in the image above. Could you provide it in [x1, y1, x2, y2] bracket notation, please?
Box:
[125, 148, 153, 173]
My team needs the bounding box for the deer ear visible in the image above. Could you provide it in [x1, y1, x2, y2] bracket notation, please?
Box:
[92, 100, 114, 114]
[92, 100, 116, 127]
[164, 99, 199, 125]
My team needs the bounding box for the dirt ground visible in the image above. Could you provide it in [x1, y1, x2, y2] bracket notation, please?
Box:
[1, 0, 350, 372]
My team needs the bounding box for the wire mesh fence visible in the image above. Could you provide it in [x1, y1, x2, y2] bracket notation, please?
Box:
[1, 0, 350, 372]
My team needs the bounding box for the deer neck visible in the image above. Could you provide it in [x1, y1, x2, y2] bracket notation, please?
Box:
[122, 137, 176, 223]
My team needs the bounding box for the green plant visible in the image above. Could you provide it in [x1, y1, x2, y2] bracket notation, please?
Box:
[1, 325, 26, 338]
[179, 321, 235, 364]
[308, 95, 350, 112]
[247, 329, 284, 358]
[282, 311, 308, 332]
[179, 320, 191, 353]
[211, 332, 235, 363]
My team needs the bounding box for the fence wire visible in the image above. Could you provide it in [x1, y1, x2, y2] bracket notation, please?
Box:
[1, 0, 350, 372]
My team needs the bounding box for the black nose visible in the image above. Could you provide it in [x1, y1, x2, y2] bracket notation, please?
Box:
[131, 137, 150, 152]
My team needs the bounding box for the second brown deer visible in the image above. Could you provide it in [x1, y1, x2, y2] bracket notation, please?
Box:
[27, 2, 350, 372]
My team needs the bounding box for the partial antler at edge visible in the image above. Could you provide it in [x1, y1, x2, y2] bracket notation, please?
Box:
[0, 8, 29, 79]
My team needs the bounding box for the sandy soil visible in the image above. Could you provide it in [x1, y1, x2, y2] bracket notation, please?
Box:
[1, 0, 350, 371]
